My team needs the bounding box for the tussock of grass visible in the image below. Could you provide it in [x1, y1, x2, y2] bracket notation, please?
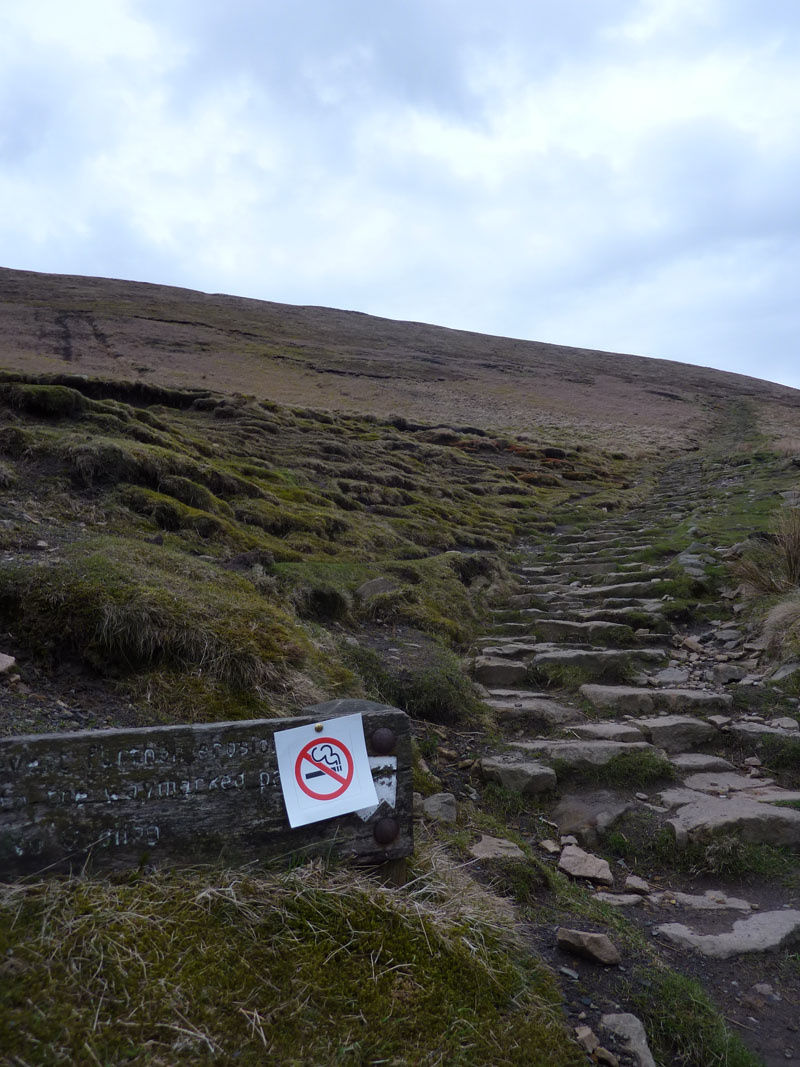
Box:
[606, 810, 799, 882]
[0, 538, 306, 692]
[528, 656, 638, 690]
[736, 508, 800, 595]
[627, 968, 762, 1067]
[551, 750, 676, 790]
[345, 643, 486, 726]
[0, 860, 585, 1067]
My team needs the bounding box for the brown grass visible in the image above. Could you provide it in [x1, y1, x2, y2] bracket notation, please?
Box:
[2, 266, 799, 452]
[736, 509, 800, 595]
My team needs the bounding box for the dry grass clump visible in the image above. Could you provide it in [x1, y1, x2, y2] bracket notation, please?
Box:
[0, 857, 583, 1066]
[762, 596, 800, 657]
[0, 537, 306, 691]
[735, 508, 800, 595]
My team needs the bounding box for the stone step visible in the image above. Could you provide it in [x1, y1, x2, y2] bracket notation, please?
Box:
[529, 618, 635, 645]
[571, 580, 670, 600]
[479, 756, 557, 793]
[591, 567, 671, 586]
[655, 911, 800, 958]
[473, 656, 528, 687]
[485, 696, 581, 729]
[565, 722, 646, 742]
[567, 606, 667, 627]
[579, 684, 734, 715]
[630, 715, 718, 753]
[600, 598, 668, 610]
[506, 591, 562, 609]
[510, 738, 666, 768]
[660, 791, 800, 850]
[530, 647, 668, 672]
[479, 642, 540, 659]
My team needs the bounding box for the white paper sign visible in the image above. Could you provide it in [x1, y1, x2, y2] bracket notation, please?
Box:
[274, 713, 378, 828]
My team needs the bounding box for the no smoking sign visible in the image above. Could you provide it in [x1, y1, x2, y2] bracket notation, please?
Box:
[274, 713, 377, 827]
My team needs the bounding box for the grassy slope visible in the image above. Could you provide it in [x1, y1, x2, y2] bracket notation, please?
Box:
[0, 367, 782, 1065]
[3, 266, 800, 452]
[0, 371, 643, 1064]
[0, 371, 636, 723]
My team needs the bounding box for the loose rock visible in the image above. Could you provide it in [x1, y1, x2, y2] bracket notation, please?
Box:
[558, 844, 614, 886]
[557, 927, 621, 965]
[601, 1013, 657, 1067]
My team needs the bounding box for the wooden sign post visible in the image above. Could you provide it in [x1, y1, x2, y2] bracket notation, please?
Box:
[0, 699, 412, 879]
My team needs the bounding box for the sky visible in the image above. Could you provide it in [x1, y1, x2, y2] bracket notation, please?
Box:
[1, 0, 799, 388]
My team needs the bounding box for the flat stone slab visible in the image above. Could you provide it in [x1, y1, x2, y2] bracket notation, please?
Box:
[682, 771, 775, 794]
[552, 791, 632, 844]
[479, 757, 557, 794]
[478, 643, 539, 659]
[648, 667, 690, 686]
[665, 794, 800, 848]
[655, 910, 800, 958]
[631, 715, 717, 754]
[485, 696, 581, 728]
[533, 619, 633, 644]
[593, 892, 644, 907]
[575, 607, 664, 625]
[568, 723, 646, 743]
[531, 648, 666, 669]
[671, 753, 734, 773]
[473, 657, 528, 687]
[580, 685, 732, 715]
[558, 844, 613, 885]
[469, 834, 525, 861]
[511, 739, 664, 768]
[729, 721, 800, 741]
[648, 889, 752, 911]
[572, 580, 666, 599]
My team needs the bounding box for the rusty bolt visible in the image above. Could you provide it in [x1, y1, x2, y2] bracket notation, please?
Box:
[371, 727, 396, 755]
[373, 817, 400, 845]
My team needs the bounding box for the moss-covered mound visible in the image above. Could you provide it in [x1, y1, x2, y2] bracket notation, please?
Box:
[0, 372, 635, 722]
[0, 862, 584, 1067]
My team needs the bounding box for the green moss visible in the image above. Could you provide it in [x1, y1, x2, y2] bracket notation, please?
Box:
[606, 809, 799, 882]
[121, 486, 234, 540]
[0, 866, 585, 1067]
[0, 382, 88, 417]
[343, 643, 485, 726]
[528, 656, 638, 690]
[627, 968, 762, 1067]
[551, 750, 676, 790]
[0, 537, 306, 692]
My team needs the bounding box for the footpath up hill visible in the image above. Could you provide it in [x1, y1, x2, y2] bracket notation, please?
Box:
[2, 274, 800, 1065]
[3, 265, 800, 450]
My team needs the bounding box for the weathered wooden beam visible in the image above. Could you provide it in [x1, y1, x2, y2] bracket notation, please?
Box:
[0, 699, 412, 879]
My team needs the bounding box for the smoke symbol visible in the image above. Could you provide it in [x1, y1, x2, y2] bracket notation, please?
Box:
[309, 743, 343, 774]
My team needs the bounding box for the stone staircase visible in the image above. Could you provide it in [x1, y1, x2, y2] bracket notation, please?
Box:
[465, 452, 800, 1064]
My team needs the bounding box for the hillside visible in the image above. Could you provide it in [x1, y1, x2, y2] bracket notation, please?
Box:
[3, 266, 800, 450]
[2, 269, 800, 1066]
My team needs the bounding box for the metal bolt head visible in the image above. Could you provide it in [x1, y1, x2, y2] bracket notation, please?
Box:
[373, 817, 400, 845]
[371, 727, 396, 755]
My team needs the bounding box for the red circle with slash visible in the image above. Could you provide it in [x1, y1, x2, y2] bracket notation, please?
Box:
[295, 737, 354, 801]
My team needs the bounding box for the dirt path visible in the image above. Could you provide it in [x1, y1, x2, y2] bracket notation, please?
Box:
[458, 450, 800, 1065]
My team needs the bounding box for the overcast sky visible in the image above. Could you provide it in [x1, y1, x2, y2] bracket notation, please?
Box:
[2, 1, 799, 388]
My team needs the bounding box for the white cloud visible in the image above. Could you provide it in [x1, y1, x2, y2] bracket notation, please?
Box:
[0, 0, 798, 389]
